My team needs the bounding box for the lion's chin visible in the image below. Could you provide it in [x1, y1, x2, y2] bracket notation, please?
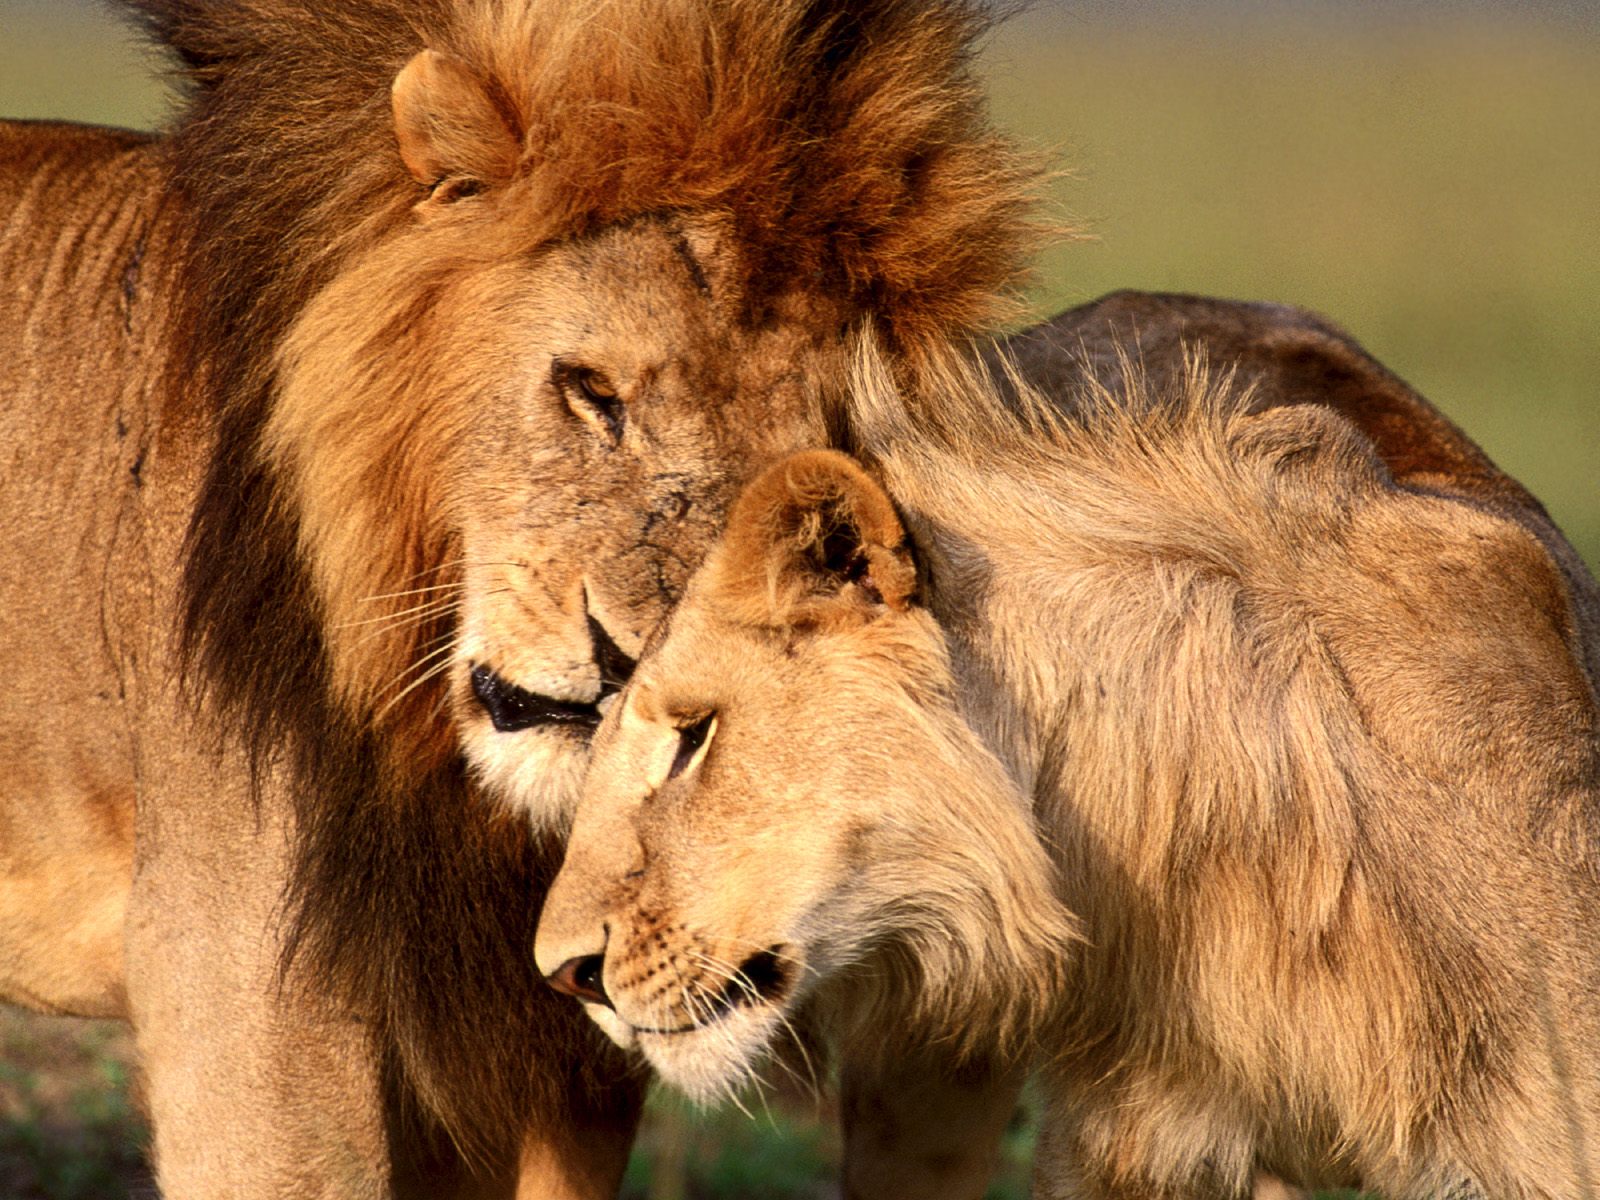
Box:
[585, 948, 803, 1103]
[633, 1005, 787, 1106]
[462, 721, 592, 828]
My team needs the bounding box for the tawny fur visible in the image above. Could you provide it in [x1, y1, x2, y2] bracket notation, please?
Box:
[154, 0, 1044, 1146]
[546, 335, 1600, 1198]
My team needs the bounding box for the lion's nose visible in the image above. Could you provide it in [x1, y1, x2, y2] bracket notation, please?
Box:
[545, 953, 612, 1009]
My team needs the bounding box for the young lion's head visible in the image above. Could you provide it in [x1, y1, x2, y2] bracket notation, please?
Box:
[536, 450, 1075, 1101]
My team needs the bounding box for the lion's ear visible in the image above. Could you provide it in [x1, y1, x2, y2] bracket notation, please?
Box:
[391, 50, 520, 199]
[716, 450, 918, 629]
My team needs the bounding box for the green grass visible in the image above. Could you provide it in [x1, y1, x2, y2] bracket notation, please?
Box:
[0, 1012, 150, 1199]
[2, 5, 1596, 1195]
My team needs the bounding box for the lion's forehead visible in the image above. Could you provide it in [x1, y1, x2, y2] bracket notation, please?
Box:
[551, 213, 852, 359]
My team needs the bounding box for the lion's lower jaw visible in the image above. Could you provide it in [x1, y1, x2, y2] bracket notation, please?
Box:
[575, 977, 796, 1103]
[462, 724, 591, 828]
[633, 1005, 787, 1106]
[584, 1004, 642, 1052]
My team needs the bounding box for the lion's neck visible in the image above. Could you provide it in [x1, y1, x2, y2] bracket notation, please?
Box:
[870, 384, 1323, 867]
[874, 443, 1084, 801]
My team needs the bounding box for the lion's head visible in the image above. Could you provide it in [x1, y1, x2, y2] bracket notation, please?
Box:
[268, 201, 847, 817]
[536, 449, 1075, 1101]
[131, 0, 1050, 1152]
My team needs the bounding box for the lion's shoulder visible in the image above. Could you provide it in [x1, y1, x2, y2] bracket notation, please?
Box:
[1002, 291, 1600, 697]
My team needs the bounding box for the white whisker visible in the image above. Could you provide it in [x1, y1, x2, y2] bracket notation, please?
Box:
[356, 582, 461, 603]
[374, 637, 458, 719]
[357, 558, 531, 603]
[340, 598, 458, 642]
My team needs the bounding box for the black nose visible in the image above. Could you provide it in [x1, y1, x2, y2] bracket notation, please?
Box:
[546, 954, 612, 1009]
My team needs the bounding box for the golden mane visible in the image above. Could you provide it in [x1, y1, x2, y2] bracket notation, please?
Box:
[844, 337, 1600, 1193]
[124, 0, 1056, 814]
[129, 0, 1044, 365]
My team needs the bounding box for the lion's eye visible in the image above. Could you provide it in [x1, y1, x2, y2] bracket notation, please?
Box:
[428, 175, 484, 203]
[668, 711, 717, 781]
[555, 361, 624, 444]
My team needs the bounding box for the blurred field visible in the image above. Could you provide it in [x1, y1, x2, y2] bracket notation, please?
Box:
[1, 1, 1596, 1196]
[0, 1012, 148, 1199]
[986, 10, 1600, 569]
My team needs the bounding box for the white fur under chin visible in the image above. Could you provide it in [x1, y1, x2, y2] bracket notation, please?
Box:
[584, 1004, 640, 1051]
[463, 722, 591, 829]
[636, 1005, 786, 1106]
[579, 990, 781, 1104]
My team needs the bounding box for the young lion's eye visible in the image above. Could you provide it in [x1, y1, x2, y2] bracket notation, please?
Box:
[668, 712, 717, 781]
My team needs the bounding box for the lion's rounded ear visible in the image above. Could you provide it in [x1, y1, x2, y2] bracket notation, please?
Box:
[716, 450, 918, 629]
[391, 50, 520, 198]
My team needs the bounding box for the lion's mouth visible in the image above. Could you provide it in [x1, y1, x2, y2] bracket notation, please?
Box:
[636, 947, 796, 1036]
[470, 615, 637, 734]
[469, 665, 603, 732]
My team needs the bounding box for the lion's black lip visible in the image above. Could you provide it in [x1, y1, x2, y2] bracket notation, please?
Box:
[469, 664, 603, 733]
[633, 947, 794, 1036]
[587, 613, 637, 693]
[471, 613, 639, 734]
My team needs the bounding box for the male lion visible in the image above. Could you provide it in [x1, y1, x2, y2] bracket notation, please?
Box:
[0, 0, 1051, 1194]
[540, 332, 1600, 1198]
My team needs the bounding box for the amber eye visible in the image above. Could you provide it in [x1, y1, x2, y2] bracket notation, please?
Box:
[554, 361, 624, 443]
[428, 175, 484, 203]
[668, 712, 717, 781]
[577, 370, 617, 401]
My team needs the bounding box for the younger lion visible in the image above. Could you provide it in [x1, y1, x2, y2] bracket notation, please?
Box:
[538, 340, 1600, 1198]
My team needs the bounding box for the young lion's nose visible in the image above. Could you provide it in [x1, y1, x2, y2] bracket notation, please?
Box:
[545, 953, 612, 1009]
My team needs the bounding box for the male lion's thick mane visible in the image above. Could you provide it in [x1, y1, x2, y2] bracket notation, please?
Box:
[113, 0, 1048, 1161]
[126, 0, 1047, 772]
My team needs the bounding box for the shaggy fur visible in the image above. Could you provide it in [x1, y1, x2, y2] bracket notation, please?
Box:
[543, 333, 1600, 1197]
[120, 0, 1048, 768]
[105, 0, 1047, 1160]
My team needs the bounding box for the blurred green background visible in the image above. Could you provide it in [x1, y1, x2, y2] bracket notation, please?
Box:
[2, 0, 1596, 1196]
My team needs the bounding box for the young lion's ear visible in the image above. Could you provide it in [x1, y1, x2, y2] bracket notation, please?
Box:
[391, 50, 520, 200]
[716, 450, 918, 629]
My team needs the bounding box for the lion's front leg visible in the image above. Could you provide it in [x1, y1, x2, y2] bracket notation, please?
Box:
[1029, 1071, 1308, 1200]
[125, 745, 643, 1200]
[124, 759, 398, 1197]
[839, 1045, 1027, 1200]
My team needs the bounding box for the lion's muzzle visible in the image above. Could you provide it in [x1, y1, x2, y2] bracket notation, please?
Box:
[468, 614, 638, 733]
